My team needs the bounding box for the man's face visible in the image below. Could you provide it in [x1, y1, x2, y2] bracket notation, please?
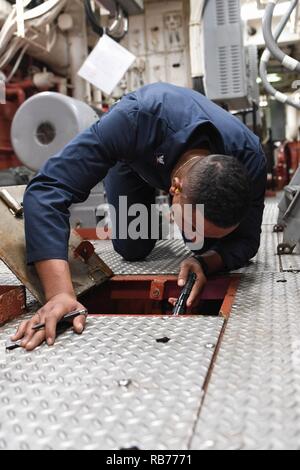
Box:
[172, 197, 239, 247]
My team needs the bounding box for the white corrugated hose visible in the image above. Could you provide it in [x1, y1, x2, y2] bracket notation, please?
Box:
[0, 0, 68, 72]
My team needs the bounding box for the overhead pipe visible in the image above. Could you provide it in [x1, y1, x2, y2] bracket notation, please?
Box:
[108, 6, 128, 40]
[66, 1, 91, 102]
[263, 0, 300, 72]
[260, 0, 300, 109]
[189, 0, 205, 80]
[7, 79, 33, 90]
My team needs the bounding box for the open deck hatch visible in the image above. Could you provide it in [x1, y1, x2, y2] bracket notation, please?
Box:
[81, 274, 240, 318]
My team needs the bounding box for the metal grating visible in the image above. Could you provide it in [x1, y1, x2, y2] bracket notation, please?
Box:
[191, 273, 300, 450]
[0, 316, 224, 450]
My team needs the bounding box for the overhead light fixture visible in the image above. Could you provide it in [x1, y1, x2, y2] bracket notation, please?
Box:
[259, 95, 269, 108]
[257, 74, 282, 84]
[267, 73, 282, 83]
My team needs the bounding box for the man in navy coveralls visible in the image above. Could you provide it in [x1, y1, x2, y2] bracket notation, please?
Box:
[13, 83, 267, 350]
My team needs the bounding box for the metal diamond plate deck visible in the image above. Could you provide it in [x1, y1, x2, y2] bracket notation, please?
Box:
[280, 249, 300, 272]
[262, 198, 280, 225]
[235, 225, 280, 274]
[191, 273, 300, 450]
[1, 196, 300, 450]
[0, 315, 224, 450]
[277, 233, 300, 272]
[0, 261, 19, 285]
[94, 239, 191, 275]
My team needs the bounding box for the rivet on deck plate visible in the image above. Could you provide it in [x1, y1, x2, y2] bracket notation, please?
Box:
[118, 379, 132, 388]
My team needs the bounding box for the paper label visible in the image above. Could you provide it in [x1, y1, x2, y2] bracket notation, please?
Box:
[78, 35, 136, 96]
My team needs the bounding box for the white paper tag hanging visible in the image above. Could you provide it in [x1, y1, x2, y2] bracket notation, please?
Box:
[78, 34, 136, 96]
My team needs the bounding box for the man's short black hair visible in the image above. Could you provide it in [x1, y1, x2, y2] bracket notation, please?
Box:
[184, 155, 251, 228]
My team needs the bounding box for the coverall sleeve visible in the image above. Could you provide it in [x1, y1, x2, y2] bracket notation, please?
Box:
[23, 97, 139, 264]
[212, 158, 267, 271]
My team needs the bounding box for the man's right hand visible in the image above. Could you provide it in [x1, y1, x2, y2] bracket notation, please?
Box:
[11, 293, 87, 351]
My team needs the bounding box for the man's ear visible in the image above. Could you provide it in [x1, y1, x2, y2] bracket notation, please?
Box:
[169, 177, 183, 196]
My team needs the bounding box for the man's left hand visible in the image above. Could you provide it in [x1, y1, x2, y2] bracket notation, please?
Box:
[169, 257, 208, 309]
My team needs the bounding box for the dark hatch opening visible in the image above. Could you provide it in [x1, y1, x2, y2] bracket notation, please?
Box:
[81, 275, 239, 317]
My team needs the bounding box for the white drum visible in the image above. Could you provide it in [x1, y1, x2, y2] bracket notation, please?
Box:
[11, 92, 99, 171]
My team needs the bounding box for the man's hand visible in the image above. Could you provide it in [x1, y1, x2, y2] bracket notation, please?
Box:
[169, 257, 207, 309]
[11, 293, 87, 351]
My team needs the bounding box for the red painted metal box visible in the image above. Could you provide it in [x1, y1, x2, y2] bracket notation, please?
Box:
[0, 285, 26, 326]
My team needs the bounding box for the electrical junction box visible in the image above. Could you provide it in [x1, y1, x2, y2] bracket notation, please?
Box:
[123, 1, 190, 92]
[203, 0, 249, 109]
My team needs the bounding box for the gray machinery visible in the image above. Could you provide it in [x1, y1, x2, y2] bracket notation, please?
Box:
[202, 0, 260, 110]
[11, 92, 107, 229]
[101, 0, 144, 16]
[261, 0, 300, 255]
[275, 167, 300, 255]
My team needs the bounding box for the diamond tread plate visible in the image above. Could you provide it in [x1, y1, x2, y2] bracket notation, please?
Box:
[280, 250, 300, 272]
[262, 198, 280, 225]
[1, 197, 300, 450]
[94, 239, 191, 275]
[0, 261, 19, 285]
[277, 234, 300, 272]
[191, 273, 300, 450]
[234, 225, 280, 274]
[0, 316, 223, 450]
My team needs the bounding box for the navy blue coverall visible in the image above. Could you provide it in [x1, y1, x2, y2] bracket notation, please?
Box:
[24, 83, 267, 271]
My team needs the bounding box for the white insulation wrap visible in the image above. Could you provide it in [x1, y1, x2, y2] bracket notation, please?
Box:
[189, 0, 205, 78]
[11, 92, 99, 171]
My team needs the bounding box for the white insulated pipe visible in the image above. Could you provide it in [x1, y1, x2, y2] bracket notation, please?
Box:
[66, 1, 91, 102]
[189, 0, 205, 78]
